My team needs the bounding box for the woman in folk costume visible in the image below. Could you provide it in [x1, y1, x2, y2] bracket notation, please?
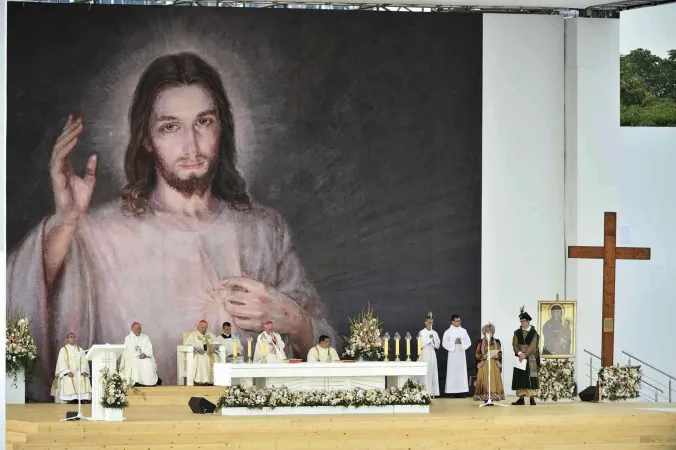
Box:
[511, 306, 541, 405]
[473, 323, 505, 402]
[51, 332, 91, 404]
[418, 312, 440, 396]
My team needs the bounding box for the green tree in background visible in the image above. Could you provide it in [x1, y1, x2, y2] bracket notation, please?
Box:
[620, 49, 676, 127]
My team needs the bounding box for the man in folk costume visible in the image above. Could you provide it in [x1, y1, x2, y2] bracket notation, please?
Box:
[307, 335, 340, 363]
[511, 307, 541, 405]
[51, 332, 91, 404]
[442, 314, 472, 397]
[254, 321, 287, 363]
[418, 312, 440, 396]
[120, 322, 161, 387]
[473, 323, 505, 402]
[185, 320, 219, 385]
[215, 321, 242, 363]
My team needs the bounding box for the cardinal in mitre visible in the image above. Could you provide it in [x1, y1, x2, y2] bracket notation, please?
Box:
[120, 322, 160, 387]
[215, 321, 242, 363]
[306, 335, 340, 363]
[185, 320, 219, 385]
[50, 332, 91, 404]
[418, 312, 441, 396]
[442, 314, 472, 397]
[254, 321, 287, 363]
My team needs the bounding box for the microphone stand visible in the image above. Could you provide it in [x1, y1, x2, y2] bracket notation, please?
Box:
[480, 333, 508, 408]
[61, 348, 95, 421]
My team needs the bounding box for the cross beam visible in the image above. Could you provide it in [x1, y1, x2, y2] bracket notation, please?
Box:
[567, 212, 650, 368]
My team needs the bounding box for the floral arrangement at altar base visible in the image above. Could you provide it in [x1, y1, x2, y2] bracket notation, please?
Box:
[6, 309, 38, 387]
[538, 359, 576, 401]
[342, 304, 386, 361]
[598, 365, 641, 401]
[216, 379, 432, 410]
[100, 367, 145, 409]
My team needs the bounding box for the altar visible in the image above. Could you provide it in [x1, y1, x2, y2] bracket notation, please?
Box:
[213, 362, 427, 391]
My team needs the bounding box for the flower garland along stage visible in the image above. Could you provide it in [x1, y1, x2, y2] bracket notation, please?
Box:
[538, 359, 576, 402]
[342, 305, 386, 361]
[6, 309, 38, 404]
[598, 365, 641, 401]
[218, 379, 431, 416]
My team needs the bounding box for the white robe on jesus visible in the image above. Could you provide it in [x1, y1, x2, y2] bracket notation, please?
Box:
[254, 332, 287, 363]
[50, 344, 91, 403]
[185, 330, 220, 384]
[7, 200, 339, 401]
[120, 332, 159, 386]
[306, 345, 340, 363]
[442, 325, 472, 394]
[418, 327, 440, 396]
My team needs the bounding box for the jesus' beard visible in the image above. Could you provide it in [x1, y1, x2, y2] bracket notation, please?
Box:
[156, 154, 217, 198]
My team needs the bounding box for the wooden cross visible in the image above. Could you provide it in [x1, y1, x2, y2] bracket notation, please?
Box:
[567, 212, 650, 368]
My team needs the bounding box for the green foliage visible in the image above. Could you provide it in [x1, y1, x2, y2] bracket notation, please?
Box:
[620, 49, 676, 127]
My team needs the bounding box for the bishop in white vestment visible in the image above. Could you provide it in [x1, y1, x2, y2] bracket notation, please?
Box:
[120, 322, 159, 386]
[442, 315, 472, 396]
[215, 321, 242, 363]
[254, 321, 287, 363]
[306, 335, 340, 362]
[418, 312, 440, 396]
[185, 321, 219, 384]
[50, 333, 91, 403]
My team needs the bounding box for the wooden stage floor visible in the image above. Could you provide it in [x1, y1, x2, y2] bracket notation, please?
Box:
[6, 390, 676, 450]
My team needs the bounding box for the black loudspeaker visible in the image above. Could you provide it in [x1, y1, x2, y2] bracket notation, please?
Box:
[579, 385, 596, 402]
[65, 411, 79, 420]
[188, 397, 217, 414]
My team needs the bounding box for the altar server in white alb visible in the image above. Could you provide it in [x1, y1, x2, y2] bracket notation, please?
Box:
[442, 314, 472, 397]
[51, 332, 91, 403]
[418, 312, 441, 396]
[120, 322, 160, 386]
[216, 321, 242, 363]
[185, 320, 219, 385]
[254, 321, 287, 363]
[307, 335, 341, 363]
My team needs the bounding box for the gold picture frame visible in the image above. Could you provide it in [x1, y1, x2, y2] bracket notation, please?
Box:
[538, 300, 577, 359]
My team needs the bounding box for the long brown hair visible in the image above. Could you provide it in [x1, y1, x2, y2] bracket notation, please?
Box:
[121, 52, 251, 215]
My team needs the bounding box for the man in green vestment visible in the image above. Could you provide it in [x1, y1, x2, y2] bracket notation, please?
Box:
[511, 306, 541, 405]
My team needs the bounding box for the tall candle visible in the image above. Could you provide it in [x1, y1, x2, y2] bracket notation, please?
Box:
[406, 339, 411, 357]
[395, 339, 400, 356]
[384, 340, 389, 357]
[247, 340, 252, 359]
[233, 340, 238, 359]
[417, 337, 422, 356]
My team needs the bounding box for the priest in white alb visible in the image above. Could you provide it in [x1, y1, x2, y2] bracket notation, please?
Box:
[215, 321, 242, 363]
[442, 314, 472, 397]
[50, 332, 91, 404]
[418, 312, 440, 396]
[185, 320, 219, 385]
[120, 322, 160, 386]
[307, 335, 340, 363]
[254, 321, 287, 363]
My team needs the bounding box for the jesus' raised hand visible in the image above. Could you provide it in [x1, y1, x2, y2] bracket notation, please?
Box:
[49, 114, 97, 225]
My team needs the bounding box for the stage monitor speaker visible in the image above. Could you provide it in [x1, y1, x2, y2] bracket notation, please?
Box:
[189, 396, 217, 414]
[579, 385, 596, 402]
[65, 411, 79, 420]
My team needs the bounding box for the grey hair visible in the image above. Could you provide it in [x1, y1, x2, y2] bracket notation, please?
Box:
[481, 323, 495, 336]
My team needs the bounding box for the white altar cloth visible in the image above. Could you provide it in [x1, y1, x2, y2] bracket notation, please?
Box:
[214, 362, 427, 391]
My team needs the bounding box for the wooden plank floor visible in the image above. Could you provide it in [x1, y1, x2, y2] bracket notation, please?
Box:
[6, 396, 676, 450]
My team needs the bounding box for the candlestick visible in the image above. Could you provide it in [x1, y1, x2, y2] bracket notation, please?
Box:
[383, 332, 390, 362]
[247, 336, 253, 364]
[233, 338, 238, 362]
[405, 332, 412, 362]
[261, 335, 268, 364]
[417, 332, 422, 359]
[394, 332, 401, 362]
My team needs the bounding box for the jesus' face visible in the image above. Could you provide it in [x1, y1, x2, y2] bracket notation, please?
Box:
[147, 84, 221, 196]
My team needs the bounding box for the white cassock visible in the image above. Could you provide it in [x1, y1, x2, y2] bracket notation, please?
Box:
[50, 344, 91, 403]
[120, 332, 159, 386]
[215, 334, 242, 363]
[442, 326, 472, 394]
[254, 332, 287, 363]
[185, 330, 219, 383]
[418, 328, 440, 396]
[306, 345, 340, 363]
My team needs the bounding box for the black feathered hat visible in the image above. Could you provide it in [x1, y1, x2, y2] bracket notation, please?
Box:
[519, 306, 532, 322]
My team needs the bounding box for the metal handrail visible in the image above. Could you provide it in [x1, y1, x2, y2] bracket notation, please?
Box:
[622, 351, 676, 380]
[584, 349, 601, 360]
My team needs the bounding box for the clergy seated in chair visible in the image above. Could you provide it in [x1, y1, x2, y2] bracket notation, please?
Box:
[306, 335, 340, 363]
[120, 322, 161, 387]
[50, 332, 92, 404]
[215, 321, 243, 363]
[254, 321, 287, 363]
[185, 320, 219, 385]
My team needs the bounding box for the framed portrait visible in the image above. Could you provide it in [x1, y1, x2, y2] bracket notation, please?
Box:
[538, 301, 577, 359]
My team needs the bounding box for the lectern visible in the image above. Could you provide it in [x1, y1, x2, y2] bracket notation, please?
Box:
[86, 344, 125, 421]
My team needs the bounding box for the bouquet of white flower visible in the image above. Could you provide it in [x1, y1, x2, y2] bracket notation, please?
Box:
[342, 305, 386, 361]
[100, 367, 137, 409]
[598, 365, 641, 401]
[6, 309, 38, 387]
[538, 359, 576, 401]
